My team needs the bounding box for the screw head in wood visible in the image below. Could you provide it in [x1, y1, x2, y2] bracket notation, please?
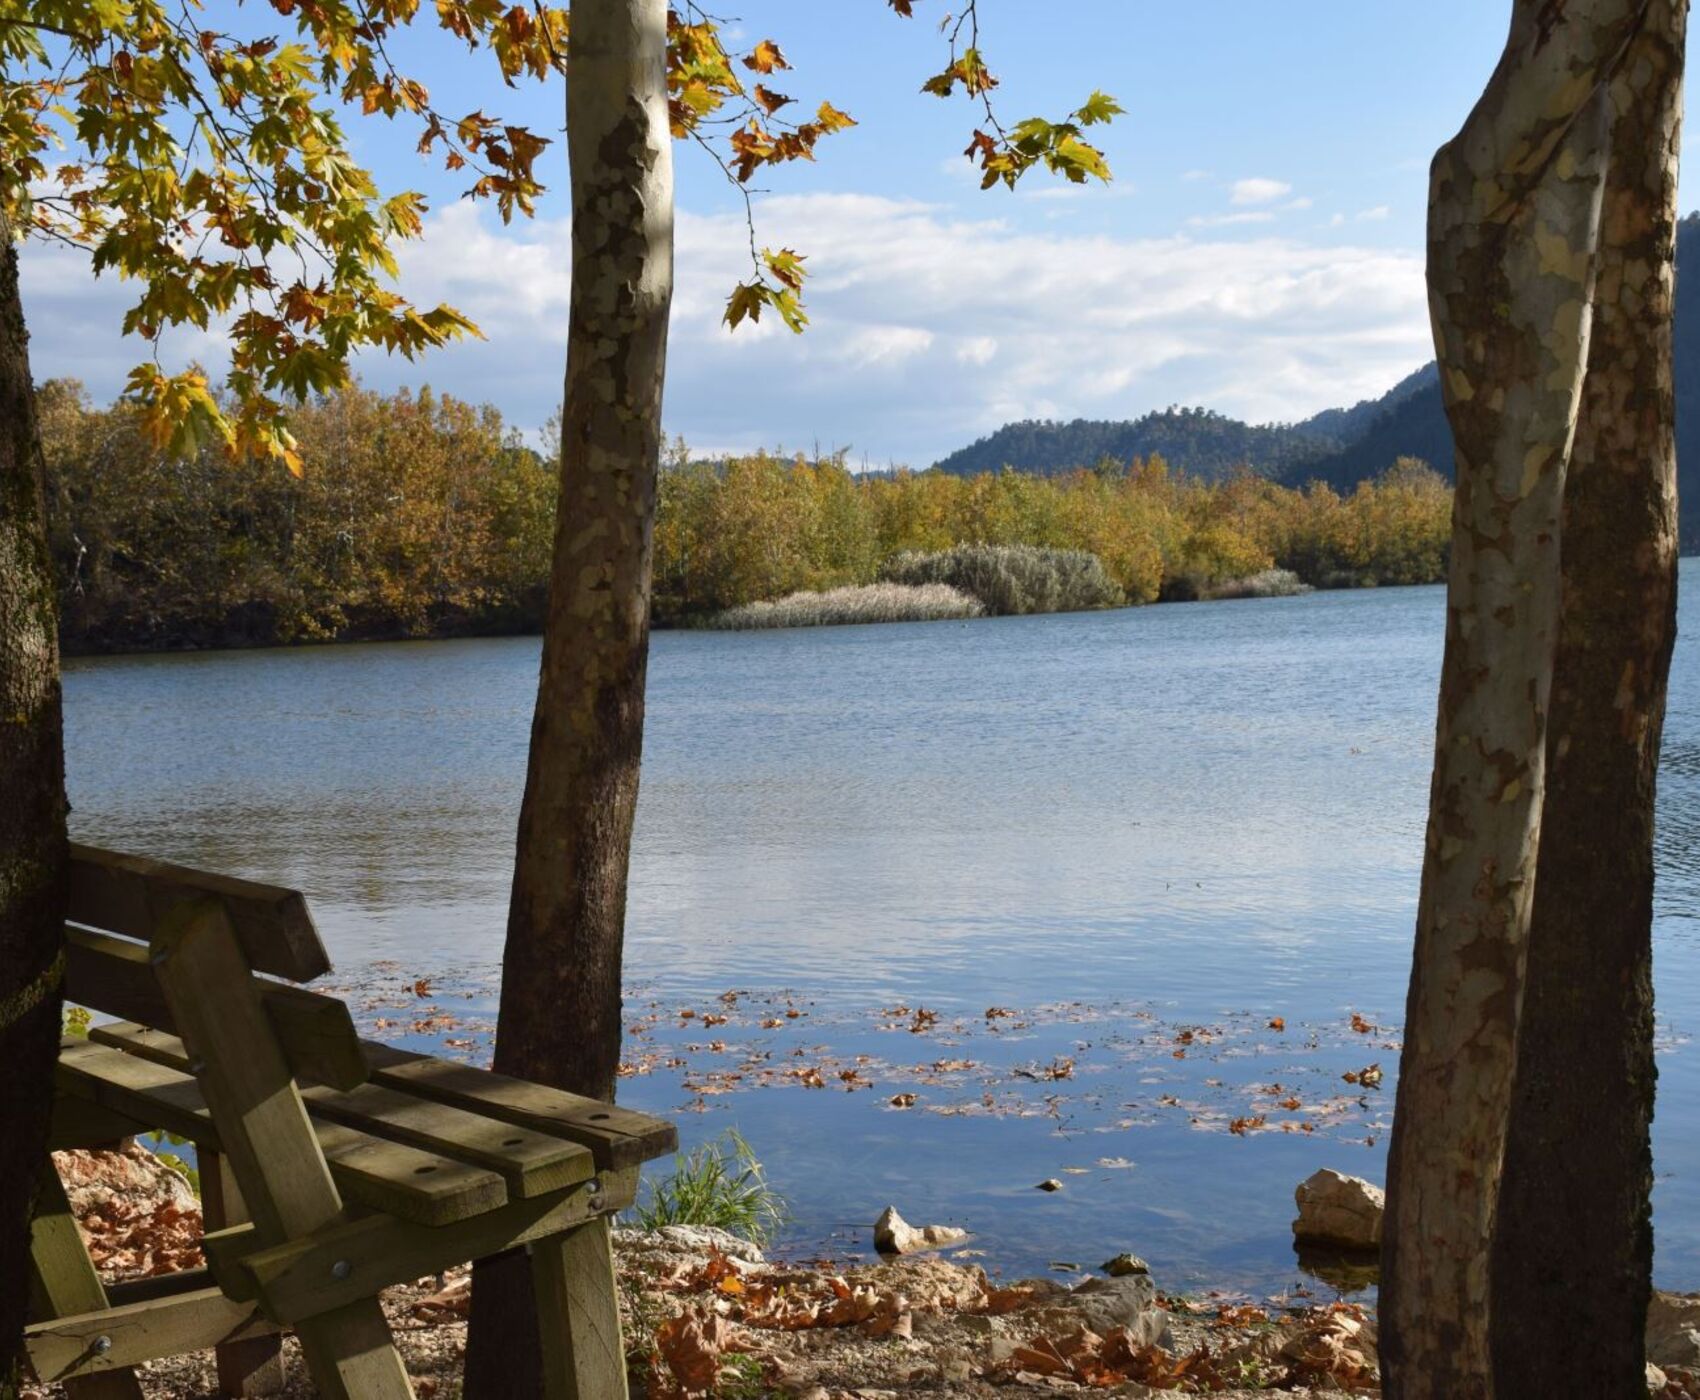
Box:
[93, 1335, 112, 1354]
[587, 1178, 603, 1198]
[149, 948, 170, 966]
[331, 1259, 353, 1280]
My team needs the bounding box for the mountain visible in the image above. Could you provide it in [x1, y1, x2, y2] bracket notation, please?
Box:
[931, 361, 1438, 483]
[934, 214, 1700, 542]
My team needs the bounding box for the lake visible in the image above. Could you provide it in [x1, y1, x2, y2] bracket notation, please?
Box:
[60, 565, 1700, 1299]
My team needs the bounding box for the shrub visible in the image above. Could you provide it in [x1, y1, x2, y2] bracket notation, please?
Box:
[698, 582, 984, 630]
[882, 544, 1124, 616]
[633, 1131, 787, 1244]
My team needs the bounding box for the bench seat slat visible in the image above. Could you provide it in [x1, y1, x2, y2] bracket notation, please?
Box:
[69, 844, 329, 983]
[65, 927, 368, 1091]
[360, 1041, 678, 1171]
[58, 1040, 505, 1226]
[93, 1024, 594, 1200]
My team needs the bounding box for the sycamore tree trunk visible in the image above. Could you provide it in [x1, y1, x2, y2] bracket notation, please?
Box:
[463, 1, 673, 1395]
[0, 209, 69, 1391]
[1379, 5, 1649, 1397]
[1490, 4, 1686, 1394]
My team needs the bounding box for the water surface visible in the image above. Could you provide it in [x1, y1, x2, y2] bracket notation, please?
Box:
[63, 568, 1700, 1295]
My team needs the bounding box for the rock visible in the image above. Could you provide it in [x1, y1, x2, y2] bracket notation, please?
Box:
[1292, 1168, 1384, 1251]
[55, 1143, 203, 1280]
[873, 1206, 968, 1255]
[1647, 1290, 1700, 1368]
[613, 1224, 765, 1264]
[1648, 1362, 1668, 1391]
[1101, 1253, 1149, 1277]
[1036, 1178, 1063, 1192]
[56, 1142, 197, 1218]
[1034, 1274, 1170, 1348]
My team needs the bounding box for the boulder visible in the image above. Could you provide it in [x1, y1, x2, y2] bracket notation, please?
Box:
[1292, 1168, 1384, 1251]
[54, 1143, 203, 1279]
[873, 1206, 968, 1256]
[1034, 1274, 1170, 1348]
[1101, 1253, 1149, 1278]
[1647, 1290, 1700, 1368]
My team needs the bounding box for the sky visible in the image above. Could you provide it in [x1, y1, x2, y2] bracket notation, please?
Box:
[20, 3, 1693, 467]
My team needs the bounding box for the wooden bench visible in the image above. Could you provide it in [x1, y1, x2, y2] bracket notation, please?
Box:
[27, 845, 677, 1399]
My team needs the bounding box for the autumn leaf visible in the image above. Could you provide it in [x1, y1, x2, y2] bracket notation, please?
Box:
[742, 39, 790, 73]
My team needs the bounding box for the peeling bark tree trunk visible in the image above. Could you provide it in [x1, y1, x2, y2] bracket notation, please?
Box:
[1379, 5, 1649, 1397]
[1491, 4, 1686, 1395]
[463, 1, 673, 1395]
[0, 208, 69, 1389]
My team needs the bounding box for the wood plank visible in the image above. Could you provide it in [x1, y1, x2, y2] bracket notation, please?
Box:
[48, 1090, 148, 1151]
[67, 927, 368, 1090]
[361, 1042, 677, 1170]
[69, 843, 329, 982]
[151, 898, 414, 1400]
[203, 1149, 286, 1397]
[205, 1169, 639, 1324]
[95, 1023, 593, 1199]
[26, 1162, 146, 1399]
[60, 1040, 505, 1226]
[25, 1288, 277, 1382]
[534, 1217, 629, 1400]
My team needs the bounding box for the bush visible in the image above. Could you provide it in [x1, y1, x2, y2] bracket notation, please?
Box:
[698, 582, 984, 630]
[1198, 568, 1313, 600]
[882, 544, 1124, 616]
[633, 1131, 787, 1244]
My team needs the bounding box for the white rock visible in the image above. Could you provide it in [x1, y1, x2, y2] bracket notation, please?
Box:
[873, 1206, 968, 1255]
[1647, 1290, 1700, 1368]
[1648, 1362, 1668, 1391]
[1292, 1168, 1384, 1250]
[1035, 1274, 1171, 1348]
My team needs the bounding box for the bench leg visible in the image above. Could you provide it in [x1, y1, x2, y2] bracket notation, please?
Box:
[27, 1160, 145, 1400]
[203, 1150, 285, 1397]
[294, 1298, 415, 1400]
[532, 1216, 628, 1400]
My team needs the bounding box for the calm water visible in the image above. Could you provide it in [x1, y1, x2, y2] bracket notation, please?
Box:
[61, 566, 1700, 1296]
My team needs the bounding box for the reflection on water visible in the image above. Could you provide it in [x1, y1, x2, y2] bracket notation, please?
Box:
[61, 563, 1700, 1291]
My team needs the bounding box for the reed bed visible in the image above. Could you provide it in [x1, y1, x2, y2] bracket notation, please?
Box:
[1199, 568, 1313, 600]
[883, 544, 1125, 616]
[700, 581, 985, 630]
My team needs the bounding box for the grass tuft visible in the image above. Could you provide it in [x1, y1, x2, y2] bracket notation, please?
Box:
[699, 582, 984, 630]
[633, 1130, 787, 1245]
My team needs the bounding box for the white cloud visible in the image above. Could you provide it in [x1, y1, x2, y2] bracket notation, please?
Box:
[1329, 213, 1347, 228]
[18, 193, 1432, 467]
[1181, 169, 1213, 183]
[1357, 205, 1392, 221]
[1187, 211, 1277, 228]
[1230, 177, 1293, 206]
[1284, 196, 1314, 211]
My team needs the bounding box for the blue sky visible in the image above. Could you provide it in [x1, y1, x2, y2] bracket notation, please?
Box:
[22, 3, 1691, 466]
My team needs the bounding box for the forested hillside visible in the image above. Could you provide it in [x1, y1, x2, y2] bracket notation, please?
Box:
[936, 213, 1700, 544]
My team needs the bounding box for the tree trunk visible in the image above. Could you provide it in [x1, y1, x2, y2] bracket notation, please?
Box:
[1379, 5, 1649, 1397]
[0, 208, 70, 1391]
[463, 1, 674, 1394]
[1490, 4, 1686, 1394]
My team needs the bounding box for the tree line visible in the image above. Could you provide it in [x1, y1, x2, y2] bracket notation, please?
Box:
[38, 378, 1452, 651]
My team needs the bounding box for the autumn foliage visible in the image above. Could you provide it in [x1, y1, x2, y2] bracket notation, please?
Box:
[38, 381, 1451, 652]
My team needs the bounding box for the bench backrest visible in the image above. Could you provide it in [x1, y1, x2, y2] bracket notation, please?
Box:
[63, 846, 368, 1090]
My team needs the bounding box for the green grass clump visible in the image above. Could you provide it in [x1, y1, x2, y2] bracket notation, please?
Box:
[700, 581, 984, 630]
[883, 544, 1124, 616]
[633, 1131, 787, 1245]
